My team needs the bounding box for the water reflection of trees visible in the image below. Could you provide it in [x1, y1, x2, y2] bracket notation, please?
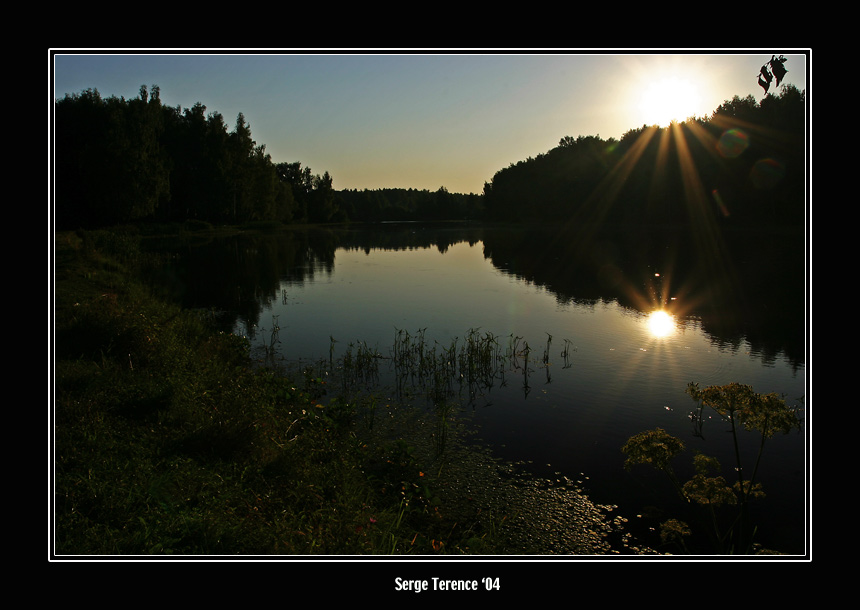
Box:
[147, 222, 804, 369]
[334, 222, 484, 254]
[479, 224, 805, 370]
[145, 228, 339, 334]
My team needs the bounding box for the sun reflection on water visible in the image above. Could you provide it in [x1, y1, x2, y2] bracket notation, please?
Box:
[647, 310, 676, 338]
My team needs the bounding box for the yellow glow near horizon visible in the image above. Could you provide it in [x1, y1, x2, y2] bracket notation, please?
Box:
[638, 76, 703, 128]
[647, 310, 676, 338]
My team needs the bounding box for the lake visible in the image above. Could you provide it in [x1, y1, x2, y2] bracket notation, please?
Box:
[147, 222, 808, 555]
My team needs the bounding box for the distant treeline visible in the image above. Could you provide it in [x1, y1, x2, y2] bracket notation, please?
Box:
[336, 187, 483, 222]
[53, 83, 805, 231]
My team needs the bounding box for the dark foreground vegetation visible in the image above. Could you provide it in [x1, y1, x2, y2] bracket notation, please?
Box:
[53, 228, 638, 556]
[623, 383, 803, 556]
[53, 228, 459, 554]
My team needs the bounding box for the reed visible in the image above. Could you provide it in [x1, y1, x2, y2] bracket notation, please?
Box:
[338, 340, 383, 395]
[432, 398, 454, 456]
[328, 327, 574, 412]
[262, 315, 281, 363]
[543, 332, 552, 365]
[561, 339, 574, 369]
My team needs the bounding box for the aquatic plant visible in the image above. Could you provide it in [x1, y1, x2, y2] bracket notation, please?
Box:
[561, 339, 574, 369]
[333, 327, 575, 408]
[433, 398, 454, 456]
[622, 382, 803, 554]
[261, 315, 281, 363]
[338, 340, 382, 395]
[543, 332, 552, 365]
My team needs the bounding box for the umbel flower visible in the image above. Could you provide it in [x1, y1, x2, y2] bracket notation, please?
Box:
[621, 428, 685, 472]
[622, 382, 803, 554]
[686, 382, 801, 438]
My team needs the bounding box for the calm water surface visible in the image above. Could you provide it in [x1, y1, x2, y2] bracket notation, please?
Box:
[153, 224, 808, 554]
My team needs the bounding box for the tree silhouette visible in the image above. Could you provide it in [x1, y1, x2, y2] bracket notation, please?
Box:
[53, 86, 347, 229]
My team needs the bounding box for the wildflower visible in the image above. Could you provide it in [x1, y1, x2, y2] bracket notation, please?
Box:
[621, 428, 685, 471]
[659, 519, 692, 545]
[683, 472, 737, 506]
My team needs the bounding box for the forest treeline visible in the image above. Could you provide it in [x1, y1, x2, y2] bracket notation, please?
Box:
[55, 85, 339, 229]
[53, 83, 805, 231]
[483, 84, 806, 229]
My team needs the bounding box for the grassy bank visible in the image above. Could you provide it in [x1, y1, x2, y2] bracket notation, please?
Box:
[53, 228, 453, 555]
[51, 227, 635, 557]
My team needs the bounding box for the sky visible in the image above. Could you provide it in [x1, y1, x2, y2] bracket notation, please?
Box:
[50, 50, 809, 195]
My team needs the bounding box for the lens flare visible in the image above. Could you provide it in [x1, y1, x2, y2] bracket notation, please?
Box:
[749, 158, 785, 189]
[717, 128, 749, 158]
[647, 310, 675, 338]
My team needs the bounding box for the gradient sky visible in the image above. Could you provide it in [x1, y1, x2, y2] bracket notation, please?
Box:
[51, 50, 809, 195]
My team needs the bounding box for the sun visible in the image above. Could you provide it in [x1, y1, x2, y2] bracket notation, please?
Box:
[638, 76, 703, 128]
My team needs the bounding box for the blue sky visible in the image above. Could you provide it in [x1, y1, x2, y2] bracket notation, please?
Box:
[51, 50, 808, 195]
